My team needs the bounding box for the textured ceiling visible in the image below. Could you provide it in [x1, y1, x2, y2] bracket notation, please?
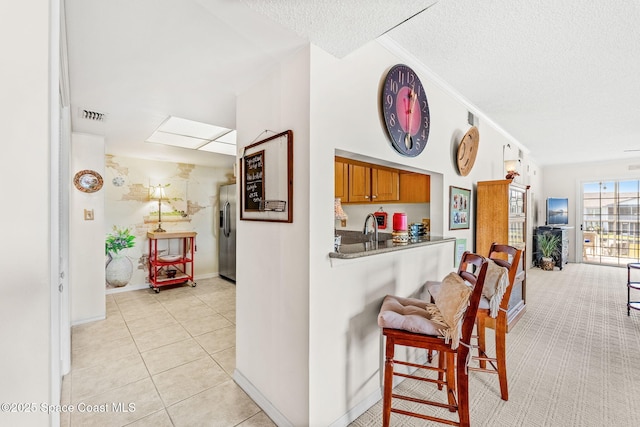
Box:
[64, 0, 640, 167]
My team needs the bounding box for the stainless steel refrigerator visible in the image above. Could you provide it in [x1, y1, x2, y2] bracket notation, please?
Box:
[218, 183, 236, 282]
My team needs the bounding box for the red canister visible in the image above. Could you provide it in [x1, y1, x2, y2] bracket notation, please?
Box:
[392, 213, 407, 231]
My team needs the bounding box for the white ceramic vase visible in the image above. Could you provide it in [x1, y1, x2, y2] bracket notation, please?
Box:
[106, 254, 133, 287]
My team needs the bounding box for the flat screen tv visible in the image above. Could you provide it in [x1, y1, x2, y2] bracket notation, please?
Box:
[546, 197, 569, 226]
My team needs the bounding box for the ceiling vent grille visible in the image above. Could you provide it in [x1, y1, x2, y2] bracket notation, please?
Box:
[80, 109, 106, 121]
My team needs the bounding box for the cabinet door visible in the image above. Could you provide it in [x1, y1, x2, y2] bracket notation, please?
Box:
[399, 172, 430, 203]
[334, 160, 349, 201]
[372, 168, 399, 202]
[348, 164, 372, 202]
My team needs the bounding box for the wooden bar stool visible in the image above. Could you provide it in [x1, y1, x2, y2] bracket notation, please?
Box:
[426, 243, 521, 401]
[378, 252, 489, 427]
[470, 243, 521, 401]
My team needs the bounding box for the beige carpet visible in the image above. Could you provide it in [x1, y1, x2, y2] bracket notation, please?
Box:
[350, 263, 640, 426]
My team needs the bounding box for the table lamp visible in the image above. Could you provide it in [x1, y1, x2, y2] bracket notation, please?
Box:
[151, 185, 167, 232]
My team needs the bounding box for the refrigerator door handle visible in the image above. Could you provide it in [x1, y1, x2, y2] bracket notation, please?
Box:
[223, 201, 231, 237]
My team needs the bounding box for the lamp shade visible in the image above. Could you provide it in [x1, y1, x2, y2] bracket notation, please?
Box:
[334, 198, 348, 220]
[504, 160, 518, 172]
[151, 185, 167, 200]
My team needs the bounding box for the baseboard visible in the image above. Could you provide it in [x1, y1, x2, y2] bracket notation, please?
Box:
[328, 388, 382, 427]
[71, 314, 106, 326]
[233, 369, 293, 427]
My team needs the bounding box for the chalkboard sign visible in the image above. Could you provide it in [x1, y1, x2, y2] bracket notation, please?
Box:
[240, 130, 293, 223]
[243, 150, 264, 211]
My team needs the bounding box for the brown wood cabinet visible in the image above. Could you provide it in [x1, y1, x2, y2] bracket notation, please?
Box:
[476, 179, 528, 331]
[334, 159, 349, 201]
[335, 157, 428, 204]
[398, 172, 430, 203]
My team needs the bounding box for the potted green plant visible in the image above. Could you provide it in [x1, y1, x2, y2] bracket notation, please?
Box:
[105, 226, 136, 287]
[537, 232, 561, 271]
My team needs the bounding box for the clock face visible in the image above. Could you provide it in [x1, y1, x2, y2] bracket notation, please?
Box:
[381, 64, 430, 157]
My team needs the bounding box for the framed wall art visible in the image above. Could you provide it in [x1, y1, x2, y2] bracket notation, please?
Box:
[240, 130, 293, 223]
[449, 186, 470, 230]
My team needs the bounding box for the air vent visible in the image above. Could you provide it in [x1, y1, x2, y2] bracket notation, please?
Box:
[467, 111, 475, 126]
[80, 109, 106, 121]
[628, 164, 640, 170]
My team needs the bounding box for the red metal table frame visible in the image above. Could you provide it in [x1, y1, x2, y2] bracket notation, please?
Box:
[147, 231, 197, 292]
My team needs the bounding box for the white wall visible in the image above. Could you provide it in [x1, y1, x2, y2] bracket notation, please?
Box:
[235, 39, 544, 426]
[0, 0, 52, 425]
[542, 157, 640, 262]
[104, 155, 234, 292]
[235, 47, 311, 426]
[70, 133, 106, 324]
[308, 41, 542, 425]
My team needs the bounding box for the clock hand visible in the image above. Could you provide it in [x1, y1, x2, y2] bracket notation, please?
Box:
[405, 89, 417, 136]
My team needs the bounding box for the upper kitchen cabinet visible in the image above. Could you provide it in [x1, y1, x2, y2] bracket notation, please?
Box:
[348, 162, 399, 203]
[335, 158, 349, 201]
[398, 172, 430, 203]
[335, 157, 428, 204]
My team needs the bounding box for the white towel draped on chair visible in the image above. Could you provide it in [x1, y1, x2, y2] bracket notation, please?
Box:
[482, 260, 509, 318]
[426, 259, 508, 318]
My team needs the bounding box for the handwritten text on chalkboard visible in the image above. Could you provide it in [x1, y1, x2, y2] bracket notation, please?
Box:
[244, 150, 264, 211]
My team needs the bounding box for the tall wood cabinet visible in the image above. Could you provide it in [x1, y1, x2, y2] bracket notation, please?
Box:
[476, 179, 529, 331]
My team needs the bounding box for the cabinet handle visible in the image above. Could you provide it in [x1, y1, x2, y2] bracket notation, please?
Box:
[372, 195, 377, 199]
[365, 195, 369, 199]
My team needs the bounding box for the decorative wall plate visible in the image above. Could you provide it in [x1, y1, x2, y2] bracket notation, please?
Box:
[112, 176, 125, 187]
[456, 126, 479, 176]
[73, 170, 104, 193]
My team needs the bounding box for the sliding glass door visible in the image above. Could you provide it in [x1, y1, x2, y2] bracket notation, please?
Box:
[582, 180, 640, 266]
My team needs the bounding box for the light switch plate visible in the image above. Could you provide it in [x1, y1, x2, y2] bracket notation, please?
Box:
[84, 209, 94, 220]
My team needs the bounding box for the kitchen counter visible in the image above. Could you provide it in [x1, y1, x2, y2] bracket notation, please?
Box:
[330, 230, 456, 259]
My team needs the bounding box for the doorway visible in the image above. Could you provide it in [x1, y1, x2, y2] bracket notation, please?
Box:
[582, 180, 640, 266]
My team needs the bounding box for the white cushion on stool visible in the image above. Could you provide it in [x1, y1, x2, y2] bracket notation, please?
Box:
[377, 295, 443, 336]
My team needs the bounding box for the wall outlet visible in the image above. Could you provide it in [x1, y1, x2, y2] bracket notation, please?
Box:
[84, 209, 94, 221]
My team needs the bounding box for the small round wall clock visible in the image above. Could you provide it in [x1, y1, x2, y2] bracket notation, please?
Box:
[381, 64, 430, 157]
[456, 126, 479, 176]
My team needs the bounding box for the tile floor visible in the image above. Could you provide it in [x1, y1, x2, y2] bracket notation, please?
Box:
[61, 277, 276, 427]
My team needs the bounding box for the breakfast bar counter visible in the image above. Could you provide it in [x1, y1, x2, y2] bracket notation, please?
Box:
[330, 230, 455, 259]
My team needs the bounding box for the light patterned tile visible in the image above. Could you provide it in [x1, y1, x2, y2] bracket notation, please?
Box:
[71, 316, 129, 350]
[237, 411, 277, 427]
[152, 356, 229, 406]
[71, 335, 138, 370]
[194, 326, 236, 355]
[168, 304, 217, 322]
[125, 311, 178, 336]
[211, 346, 236, 376]
[179, 312, 233, 336]
[167, 380, 260, 427]
[69, 378, 163, 427]
[131, 323, 191, 353]
[125, 409, 173, 427]
[141, 338, 208, 375]
[200, 293, 236, 313]
[71, 353, 149, 401]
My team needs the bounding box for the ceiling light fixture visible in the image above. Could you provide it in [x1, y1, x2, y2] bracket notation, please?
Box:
[146, 116, 236, 156]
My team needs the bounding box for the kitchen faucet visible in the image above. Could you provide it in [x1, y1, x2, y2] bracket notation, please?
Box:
[363, 213, 379, 245]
